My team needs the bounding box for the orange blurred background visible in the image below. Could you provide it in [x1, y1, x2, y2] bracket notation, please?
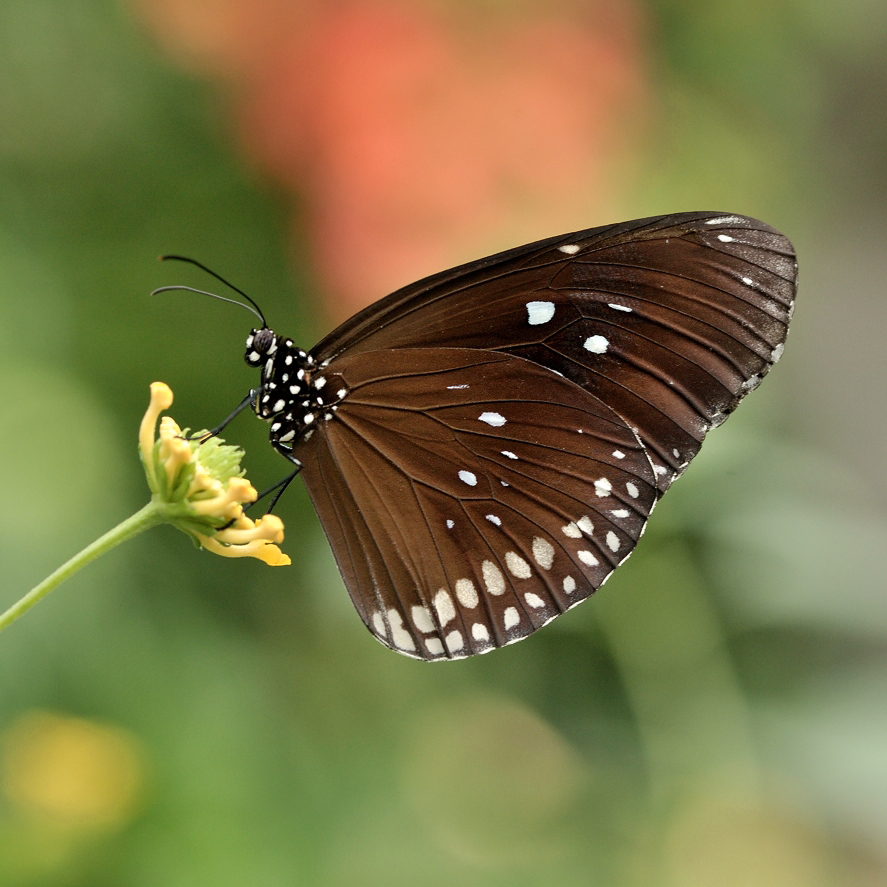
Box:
[136, 0, 652, 321]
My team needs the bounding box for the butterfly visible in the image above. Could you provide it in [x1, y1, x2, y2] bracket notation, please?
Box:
[170, 212, 797, 660]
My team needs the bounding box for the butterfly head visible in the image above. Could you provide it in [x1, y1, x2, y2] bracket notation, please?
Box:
[246, 329, 308, 412]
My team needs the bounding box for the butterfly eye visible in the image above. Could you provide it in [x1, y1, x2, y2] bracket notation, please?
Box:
[245, 327, 276, 361]
[240, 212, 796, 660]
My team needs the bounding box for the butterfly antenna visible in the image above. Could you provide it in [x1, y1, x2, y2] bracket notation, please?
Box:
[150, 284, 267, 326]
[156, 255, 267, 327]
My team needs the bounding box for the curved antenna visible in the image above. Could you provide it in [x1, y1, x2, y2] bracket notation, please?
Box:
[151, 284, 266, 327]
[157, 255, 267, 327]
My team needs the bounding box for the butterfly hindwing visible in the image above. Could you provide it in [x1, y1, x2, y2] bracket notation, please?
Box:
[294, 348, 657, 659]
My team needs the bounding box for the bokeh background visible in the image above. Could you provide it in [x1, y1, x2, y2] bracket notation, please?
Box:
[1, 0, 885, 884]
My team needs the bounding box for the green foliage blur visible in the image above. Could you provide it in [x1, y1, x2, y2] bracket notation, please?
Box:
[1, 1, 886, 885]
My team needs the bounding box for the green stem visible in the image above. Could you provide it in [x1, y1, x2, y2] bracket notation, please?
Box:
[0, 502, 166, 633]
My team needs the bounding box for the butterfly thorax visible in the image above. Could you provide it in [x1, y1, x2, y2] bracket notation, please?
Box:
[244, 328, 347, 454]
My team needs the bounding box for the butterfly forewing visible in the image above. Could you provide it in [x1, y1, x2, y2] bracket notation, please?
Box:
[313, 213, 796, 489]
[294, 349, 657, 659]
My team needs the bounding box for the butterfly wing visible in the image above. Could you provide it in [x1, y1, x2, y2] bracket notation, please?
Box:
[293, 348, 658, 660]
[313, 212, 797, 488]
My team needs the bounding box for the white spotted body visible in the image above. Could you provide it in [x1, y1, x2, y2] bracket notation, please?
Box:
[244, 328, 348, 459]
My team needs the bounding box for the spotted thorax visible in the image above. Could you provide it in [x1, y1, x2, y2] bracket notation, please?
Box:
[244, 329, 348, 460]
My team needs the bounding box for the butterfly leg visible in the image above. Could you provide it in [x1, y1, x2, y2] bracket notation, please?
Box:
[245, 438, 304, 514]
[183, 389, 259, 442]
[248, 463, 303, 514]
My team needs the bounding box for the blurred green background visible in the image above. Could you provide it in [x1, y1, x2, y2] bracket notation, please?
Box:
[1, 0, 886, 884]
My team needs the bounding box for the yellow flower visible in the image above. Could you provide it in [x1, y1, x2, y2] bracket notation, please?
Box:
[139, 382, 290, 566]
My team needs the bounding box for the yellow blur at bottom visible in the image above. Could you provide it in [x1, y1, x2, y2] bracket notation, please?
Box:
[0, 711, 145, 878]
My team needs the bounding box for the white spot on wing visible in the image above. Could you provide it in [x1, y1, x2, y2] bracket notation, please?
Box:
[434, 590, 456, 625]
[577, 516, 594, 536]
[472, 623, 490, 642]
[626, 482, 639, 498]
[594, 478, 612, 497]
[445, 630, 464, 653]
[372, 611, 386, 637]
[606, 532, 621, 553]
[717, 234, 734, 242]
[741, 276, 753, 286]
[426, 638, 444, 656]
[485, 514, 502, 526]
[578, 550, 599, 566]
[503, 607, 520, 630]
[583, 335, 609, 354]
[387, 609, 416, 652]
[525, 593, 545, 609]
[505, 552, 532, 579]
[532, 537, 555, 570]
[446, 519, 455, 529]
[705, 216, 740, 225]
[610, 509, 630, 519]
[412, 606, 434, 633]
[558, 244, 580, 255]
[455, 579, 479, 608]
[501, 450, 518, 460]
[447, 384, 470, 389]
[482, 560, 506, 595]
[526, 300, 556, 325]
[608, 303, 632, 313]
[612, 450, 625, 459]
[563, 576, 576, 593]
[479, 411, 506, 427]
[458, 470, 478, 486]
[562, 522, 582, 538]
[771, 343, 784, 362]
